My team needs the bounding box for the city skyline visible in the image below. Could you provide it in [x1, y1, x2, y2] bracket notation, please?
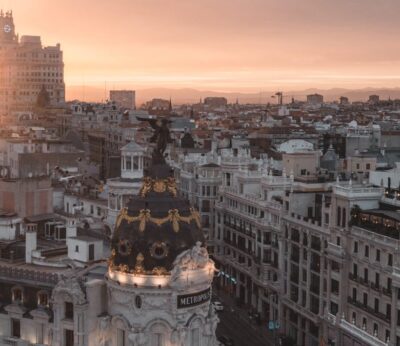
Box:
[4, 0, 400, 101]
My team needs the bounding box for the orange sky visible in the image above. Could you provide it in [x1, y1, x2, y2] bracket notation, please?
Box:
[3, 0, 400, 93]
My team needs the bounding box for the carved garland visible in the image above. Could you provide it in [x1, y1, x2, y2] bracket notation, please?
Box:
[115, 207, 201, 232]
[139, 176, 177, 197]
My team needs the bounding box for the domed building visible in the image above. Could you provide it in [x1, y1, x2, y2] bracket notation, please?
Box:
[103, 119, 219, 345]
[45, 118, 219, 346]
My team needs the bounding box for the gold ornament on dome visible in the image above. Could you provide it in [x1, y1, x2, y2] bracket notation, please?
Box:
[116, 207, 201, 233]
[108, 249, 116, 268]
[139, 177, 177, 197]
[152, 267, 168, 275]
[153, 179, 167, 193]
[118, 264, 130, 273]
[134, 253, 145, 273]
[150, 242, 169, 259]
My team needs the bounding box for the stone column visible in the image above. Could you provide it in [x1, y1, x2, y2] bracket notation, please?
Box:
[75, 304, 87, 346]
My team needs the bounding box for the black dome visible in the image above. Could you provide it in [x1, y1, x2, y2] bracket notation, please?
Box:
[110, 163, 205, 274]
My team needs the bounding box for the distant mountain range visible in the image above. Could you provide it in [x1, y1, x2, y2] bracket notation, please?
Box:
[66, 86, 400, 105]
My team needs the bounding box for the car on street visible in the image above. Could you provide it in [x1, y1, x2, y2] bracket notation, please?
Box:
[213, 301, 224, 311]
[218, 335, 235, 346]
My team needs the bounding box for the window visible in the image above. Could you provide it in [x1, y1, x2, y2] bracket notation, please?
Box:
[352, 287, 357, 301]
[353, 241, 358, 253]
[190, 328, 200, 346]
[375, 273, 380, 287]
[353, 263, 358, 277]
[75, 245, 79, 253]
[65, 329, 74, 346]
[38, 292, 48, 307]
[373, 323, 378, 336]
[11, 319, 20, 338]
[90, 205, 94, 214]
[226, 173, 231, 187]
[352, 312, 356, 323]
[65, 302, 73, 319]
[376, 249, 381, 262]
[337, 207, 341, 227]
[117, 329, 125, 346]
[331, 279, 339, 295]
[341, 208, 346, 227]
[388, 254, 393, 266]
[365, 245, 369, 258]
[12, 287, 22, 303]
[364, 268, 369, 282]
[126, 156, 131, 170]
[374, 298, 379, 313]
[330, 302, 338, 315]
[366, 163, 371, 170]
[151, 333, 164, 346]
[387, 304, 391, 319]
[363, 293, 368, 305]
[89, 244, 95, 261]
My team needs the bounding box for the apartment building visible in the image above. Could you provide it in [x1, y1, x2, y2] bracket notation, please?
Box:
[207, 145, 400, 346]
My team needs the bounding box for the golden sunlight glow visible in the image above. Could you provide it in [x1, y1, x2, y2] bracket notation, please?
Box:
[5, 0, 400, 100]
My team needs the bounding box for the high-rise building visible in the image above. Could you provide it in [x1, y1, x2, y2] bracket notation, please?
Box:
[110, 90, 136, 110]
[340, 96, 349, 105]
[307, 93, 324, 105]
[0, 11, 65, 115]
[204, 97, 227, 108]
[369, 94, 380, 104]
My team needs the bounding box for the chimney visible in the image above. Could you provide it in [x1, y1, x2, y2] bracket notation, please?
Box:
[25, 223, 37, 264]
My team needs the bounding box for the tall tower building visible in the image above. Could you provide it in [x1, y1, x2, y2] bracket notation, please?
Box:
[0, 11, 65, 115]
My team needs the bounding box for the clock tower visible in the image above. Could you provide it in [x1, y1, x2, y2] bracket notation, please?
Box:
[0, 10, 17, 43]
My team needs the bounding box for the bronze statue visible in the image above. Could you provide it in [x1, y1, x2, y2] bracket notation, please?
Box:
[137, 116, 172, 163]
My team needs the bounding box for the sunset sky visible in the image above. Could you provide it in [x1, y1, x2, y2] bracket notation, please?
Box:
[3, 0, 400, 96]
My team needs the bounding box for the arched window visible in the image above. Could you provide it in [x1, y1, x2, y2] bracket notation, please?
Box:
[190, 328, 200, 346]
[112, 316, 130, 346]
[150, 323, 168, 346]
[190, 319, 202, 346]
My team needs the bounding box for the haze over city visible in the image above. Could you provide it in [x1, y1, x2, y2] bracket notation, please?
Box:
[4, 0, 400, 102]
[3, 1, 400, 346]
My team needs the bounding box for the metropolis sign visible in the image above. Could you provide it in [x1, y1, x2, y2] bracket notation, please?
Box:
[177, 288, 211, 309]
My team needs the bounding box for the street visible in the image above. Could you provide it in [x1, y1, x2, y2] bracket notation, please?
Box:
[214, 290, 278, 346]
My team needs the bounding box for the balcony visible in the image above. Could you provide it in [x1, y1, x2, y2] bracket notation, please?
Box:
[339, 317, 388, 346]
[347, 297, 390, 323]
[1, 337, 22, 346]
[327, 242, 345, 259]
